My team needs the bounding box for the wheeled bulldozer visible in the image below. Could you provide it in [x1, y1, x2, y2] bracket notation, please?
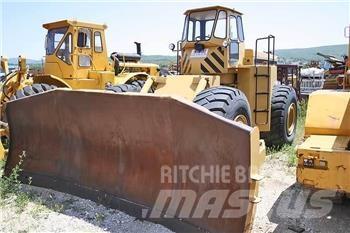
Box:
[296, 26, 350, 196]
[2, 6, 292, 233]
[110, 5, 298, 147]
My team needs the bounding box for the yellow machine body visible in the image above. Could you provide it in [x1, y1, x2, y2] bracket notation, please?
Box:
[296, 90, 350, 193]
[165, 6, 278, 132]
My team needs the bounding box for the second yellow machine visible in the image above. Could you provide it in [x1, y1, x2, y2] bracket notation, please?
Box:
[296, 26, 350, 197]
[110, 6, 298, 147]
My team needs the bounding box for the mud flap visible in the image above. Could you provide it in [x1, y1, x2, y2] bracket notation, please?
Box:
[5, 89, 263, 233]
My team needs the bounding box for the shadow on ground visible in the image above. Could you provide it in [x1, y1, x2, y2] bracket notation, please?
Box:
[268, 183, 350, 233]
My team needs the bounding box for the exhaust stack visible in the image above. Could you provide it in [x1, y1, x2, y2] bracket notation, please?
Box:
[134, 42, 141, 56]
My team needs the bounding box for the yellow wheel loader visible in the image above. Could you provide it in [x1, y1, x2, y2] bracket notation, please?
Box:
[2, 6, 270, 233]
[0, 19, 159, 102]
[110, 6, 298, 147]
[296, 26, 350, 197]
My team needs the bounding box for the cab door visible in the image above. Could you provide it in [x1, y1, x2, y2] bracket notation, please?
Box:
[91, 30, 108, 71]
[44, 27, 73, 79]
[229, 15, 245, 66]
[75, 27, 93, 78]
[55, 30, 73, 78]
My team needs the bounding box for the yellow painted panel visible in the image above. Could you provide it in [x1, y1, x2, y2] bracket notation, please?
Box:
[154, 75, 219, 101]
[298, 135, 350, 152]
[297, 135, 350, 193]
[65, 79, 100, 89]
[305, 90, 350, 136]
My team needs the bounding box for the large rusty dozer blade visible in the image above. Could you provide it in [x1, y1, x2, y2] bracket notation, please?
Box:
[5, 89, 264, 233]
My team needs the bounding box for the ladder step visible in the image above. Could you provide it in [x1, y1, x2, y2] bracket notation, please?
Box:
[255, 109, 269, 113]
[255, 74, 270, 77]
[256, 92, 269, 95]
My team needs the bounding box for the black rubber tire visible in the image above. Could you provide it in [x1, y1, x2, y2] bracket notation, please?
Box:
[261, 85, 298, 147]
[106, 80, 153, 93]
[194, 86, 252, 125]
[11, 83, 57, 100]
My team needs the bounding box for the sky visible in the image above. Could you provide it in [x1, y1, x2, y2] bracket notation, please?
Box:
[0, 0, 349, 59]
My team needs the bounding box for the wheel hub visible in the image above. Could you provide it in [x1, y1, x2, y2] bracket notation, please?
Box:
[234, 114, 248, 125]
[287, 103, 297, 136]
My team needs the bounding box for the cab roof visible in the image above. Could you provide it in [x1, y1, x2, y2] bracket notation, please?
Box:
[184, 6, 242, 15]
[43, 20, 107, 30]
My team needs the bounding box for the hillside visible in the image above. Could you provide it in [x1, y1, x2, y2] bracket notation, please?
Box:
[143, 44, 348, 65]
[275, 44, 347, 61]
[141, 55, 176, 67]
[8, 58, 42, 65]
[7, 44, 347, 66]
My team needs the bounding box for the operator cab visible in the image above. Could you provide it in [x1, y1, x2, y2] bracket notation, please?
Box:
[43, 20, 109, 79]
[43, 20, 148, 78]
[183, 7, 244, 43]
[170, 6, 246, 74]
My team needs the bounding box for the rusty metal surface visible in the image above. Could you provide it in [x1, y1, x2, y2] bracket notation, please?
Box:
[5, 89, 255, 233]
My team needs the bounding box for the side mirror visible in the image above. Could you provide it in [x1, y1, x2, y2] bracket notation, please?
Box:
[169, 43, 176, 51]
[78, 32, 87, 47]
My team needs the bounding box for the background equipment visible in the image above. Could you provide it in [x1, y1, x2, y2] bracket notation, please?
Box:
[296, 26, 350, 196]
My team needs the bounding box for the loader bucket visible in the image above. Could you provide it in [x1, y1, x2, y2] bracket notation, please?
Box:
[5, 89, 264, 233]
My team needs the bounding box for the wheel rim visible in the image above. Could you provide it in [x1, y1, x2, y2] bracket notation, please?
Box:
[287, 103, 297, 136]
[233, 114, 248, 125]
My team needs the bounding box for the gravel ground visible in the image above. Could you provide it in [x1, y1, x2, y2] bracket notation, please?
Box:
[0, 186, 173, 233]
[1, 154, 349, 233]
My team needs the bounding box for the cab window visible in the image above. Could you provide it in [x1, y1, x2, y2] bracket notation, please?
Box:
[77, 28, 91, 48]
[94, 31, 103, 52]
[186, 10, 216, 41]
[56, 33, 72, 64]
[181, 16, 189, 41]
[229, 16, 238, 40]
[79, 55, 91, 67]
[46, 27, 68, 55]
[214, 11, 227, 39]
[237, 16, 245, 42]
